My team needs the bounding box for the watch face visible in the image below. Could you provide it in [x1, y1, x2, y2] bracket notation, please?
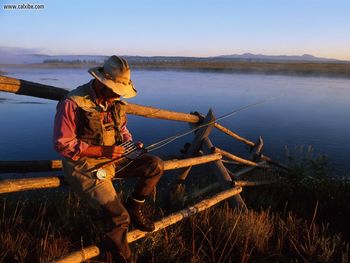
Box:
[96, 169, 107, 180]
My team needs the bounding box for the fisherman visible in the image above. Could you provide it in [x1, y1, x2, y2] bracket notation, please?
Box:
[53, 55, 164, 262]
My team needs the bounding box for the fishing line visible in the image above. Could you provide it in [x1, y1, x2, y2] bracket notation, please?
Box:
[145, 96, 279, 152]
[92, 95, 281, 174]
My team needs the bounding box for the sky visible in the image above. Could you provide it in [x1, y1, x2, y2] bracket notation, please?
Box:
[1, 0, 350, 60]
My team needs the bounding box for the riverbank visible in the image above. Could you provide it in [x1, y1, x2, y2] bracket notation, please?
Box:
[1, 59, 350, 78]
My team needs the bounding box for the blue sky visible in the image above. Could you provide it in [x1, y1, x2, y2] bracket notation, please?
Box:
[1, 0, 350, 59]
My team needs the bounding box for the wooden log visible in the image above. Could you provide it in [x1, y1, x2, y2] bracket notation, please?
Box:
[128, 186, 242, 242]
[0, 176, 63, 194]
[259, 155, 290, 171]
[213, 123, 255, 147]
[0, 75, 69, 100]
[52, 186, 242, 263]
[194, 111, 256, 147]
[0, 160, 62, 173]
[163, 153, 222, 170]
[235, 180, 278, 187]
[213, 147, 259, 167]
[183, 179, 278, 201]
[203, 138, 247, 211]
[169, 110, 215, 206]
[250, 136, 264, 157]
[125, 102, 199, 123]
[221, 160, 239, 165]
[229, 161, 266, 179]
[53, 246, 100, 263]
[0, 154, 220, 174]
[183, 109, 215, 156]
[177, 109, 215, 180]
[248, 137, 289, 171]
[0, 154, 222, 194]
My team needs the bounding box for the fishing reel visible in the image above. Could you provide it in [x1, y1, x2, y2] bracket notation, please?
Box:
[90, 141, 148, 180]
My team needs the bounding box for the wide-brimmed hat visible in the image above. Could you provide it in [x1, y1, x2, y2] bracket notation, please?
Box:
[88, 55, 137, 98]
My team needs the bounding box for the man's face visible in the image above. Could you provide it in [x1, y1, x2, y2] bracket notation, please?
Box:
[94, 80, 120, 101]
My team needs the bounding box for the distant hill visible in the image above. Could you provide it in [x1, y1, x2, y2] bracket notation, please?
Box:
[0, 46, 345, 64]
[214, 53, 339, 62]
[1, 47, 350, 78]
[0, 47, 342, 64]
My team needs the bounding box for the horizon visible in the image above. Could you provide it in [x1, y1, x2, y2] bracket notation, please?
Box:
[1, 1, 350, 60]
[0, 45, 345, 62]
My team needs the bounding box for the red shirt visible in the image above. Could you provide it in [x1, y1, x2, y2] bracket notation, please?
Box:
[53, 81, 132, 161]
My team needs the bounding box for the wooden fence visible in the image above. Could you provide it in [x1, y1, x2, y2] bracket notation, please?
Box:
[0, 75, 286, 262]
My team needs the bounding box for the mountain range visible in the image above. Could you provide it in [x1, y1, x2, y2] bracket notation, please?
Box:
[0, 46, 344, 64]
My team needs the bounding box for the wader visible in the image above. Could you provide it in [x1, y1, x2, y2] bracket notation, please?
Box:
[61, 83, 163, 259]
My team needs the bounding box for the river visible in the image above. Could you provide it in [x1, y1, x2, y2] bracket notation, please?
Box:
[0, 67, 349, 174]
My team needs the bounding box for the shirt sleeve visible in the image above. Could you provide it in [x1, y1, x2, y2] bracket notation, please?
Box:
[53, 99, 90, 161]
[120, 114, 133, 142]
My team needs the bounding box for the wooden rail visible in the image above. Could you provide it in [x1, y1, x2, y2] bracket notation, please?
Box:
[0, 75, 69, 100]
[0, 74, 286, 262]
[0, 153, 222, 174]
[52, 186, 243, 263]
[213, 147, 259, 167]
[0, 154, 222, 194]
[185, 177, 278, 201]
[0, 176, 63, 194]
[0, 160, 62, 173]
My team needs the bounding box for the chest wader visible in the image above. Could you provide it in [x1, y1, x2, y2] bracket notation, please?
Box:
[60, 83, 132, 259]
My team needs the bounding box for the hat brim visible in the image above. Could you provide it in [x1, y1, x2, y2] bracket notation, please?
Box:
[88, 67, 137, 99]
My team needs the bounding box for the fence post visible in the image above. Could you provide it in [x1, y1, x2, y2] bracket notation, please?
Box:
[203, 137, 247, 211]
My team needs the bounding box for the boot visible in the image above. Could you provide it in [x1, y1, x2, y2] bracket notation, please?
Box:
[125, 197, 155, 232]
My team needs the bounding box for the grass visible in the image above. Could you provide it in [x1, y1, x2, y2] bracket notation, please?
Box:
[136, 205, 348, 263]
[1, 151, 349, 262]
[1, 195, 348, 262]
[244, 146, 350, 239]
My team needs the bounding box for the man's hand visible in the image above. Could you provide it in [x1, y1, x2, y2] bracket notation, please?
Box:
[80, 145, 124, 159]
[135, 141, 144, 148]
[103, 145, 125, 159]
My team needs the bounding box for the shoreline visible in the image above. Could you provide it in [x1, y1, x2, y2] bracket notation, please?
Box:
[1, 60, 350, 79]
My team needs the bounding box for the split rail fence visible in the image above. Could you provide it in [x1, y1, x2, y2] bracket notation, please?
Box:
[0, 75, 287, 262]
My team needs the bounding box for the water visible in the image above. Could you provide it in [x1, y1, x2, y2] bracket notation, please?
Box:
[1, 67, 350, 174]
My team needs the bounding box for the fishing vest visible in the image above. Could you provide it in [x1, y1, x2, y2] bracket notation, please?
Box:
[62, 82, 127, 181]
[66, 83, 127, 147]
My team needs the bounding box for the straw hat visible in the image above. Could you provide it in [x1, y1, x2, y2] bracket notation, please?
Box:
[88, 55, 137, 98]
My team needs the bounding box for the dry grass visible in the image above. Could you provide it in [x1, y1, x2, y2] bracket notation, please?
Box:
[135, 203, 348, 263]
[0, 192, 348, 262]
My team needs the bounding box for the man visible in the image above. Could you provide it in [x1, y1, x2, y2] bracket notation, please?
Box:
[53, 55, 164, 262]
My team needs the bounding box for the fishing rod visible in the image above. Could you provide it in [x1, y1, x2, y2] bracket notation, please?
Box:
[89, 96, 279, 178]
[146, 96, 277, 152]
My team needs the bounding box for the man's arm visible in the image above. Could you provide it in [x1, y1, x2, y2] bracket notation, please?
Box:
[120, 115, 133, 142]
[53, 99, 124, 160]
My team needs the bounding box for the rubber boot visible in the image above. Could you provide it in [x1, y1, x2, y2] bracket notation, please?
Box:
[125, 197, 155, 232]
